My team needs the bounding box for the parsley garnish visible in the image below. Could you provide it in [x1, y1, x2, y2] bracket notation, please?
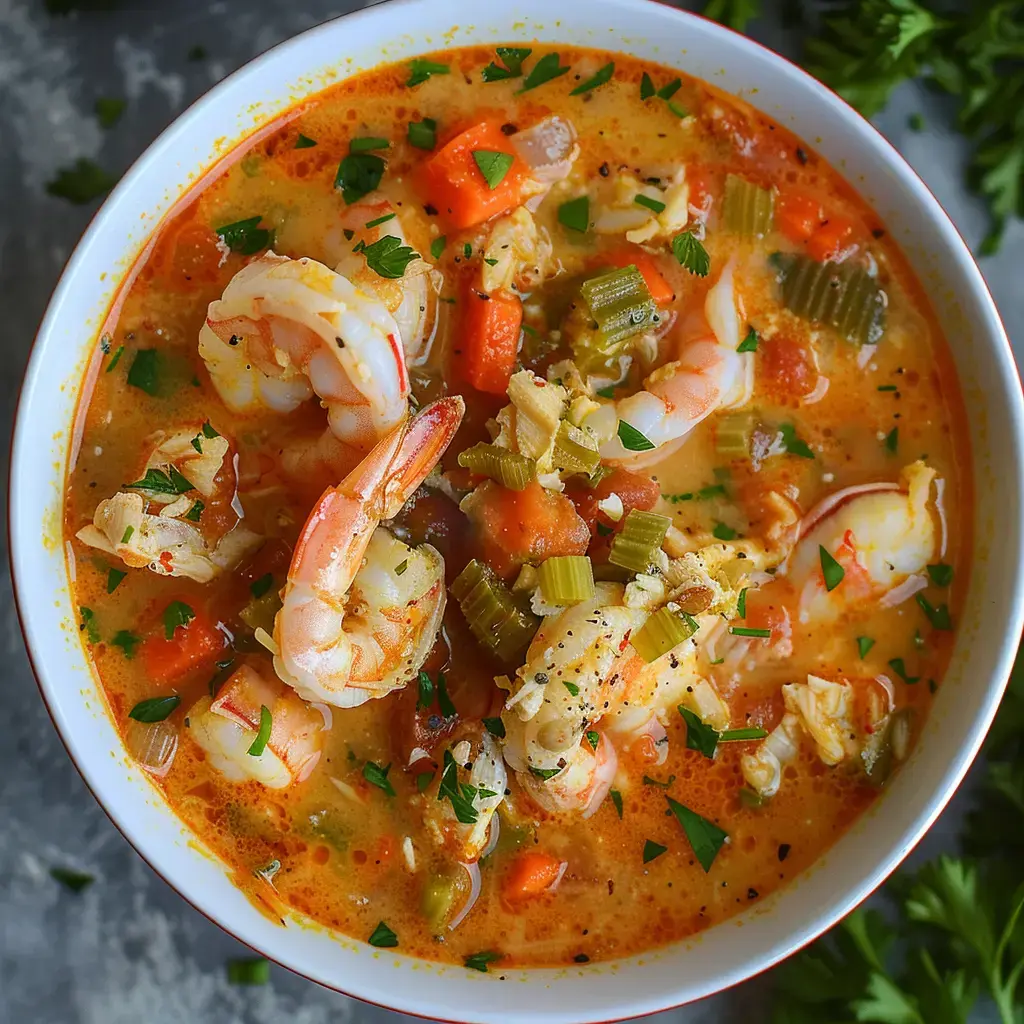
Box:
[334, 152, 385, 205]
[610, 789, 624, 818]
[407, 117, 436, 150]
[857, 635, 876, 659]
[643, 839, 668, 863]
[294, 133, 317, 148]
[464, 950, 502, 972]
[671, 229, 710, 276]
[530, 766, 562, 781]
[481, 46, 531, 82]
[679, 706, 720, 758]
[183, 500, 204, 522]
[128, 695, 180, 722]
[46, 159, 116, 204]
[483, 716, 506, 739]
[570, 61, 615, 95]
[364, 212, 396, 229]
[558, 195, 590, 233]
[215, 216, 272, 255]
[126, 349, 161, 396]
[247, 705, 272, 756]
[596, 384, 616, 399]
[884, 426, 899, 453]
[819, 545, 845, 591]
[640, 72, 656, 100]
[586, 729, 600, 750]
[737, 326, 759, 352]
[417, 669, 434, 710]
[917, 593, 953, 631]
[779, 422, 815, 459]
[368, 920, 398, 947]
[617, 419, 656, 452]
[349, 136, 389, 153]
[363, 760, 396, 797]
[361, 234, 420, 279]
[643, 774, 676, 789]
[105, 344, 124, 372]
[111, 630, 140, 659]
[519, 52, 570, 92]
[888, 657, 920, 685]
[927, 563, 954, 587]
[438, 749, 478, 824]
[106, 567, 126, 594]
[713, 522, 738, 541]
[162, 600, 195, 639]
[472, 149, 514, 189]
[563, 680, 580, 696]
[657, 78, 682, 100]
[728, 625, 771, 637]
[430, 236, 446, 260]
[406, 59, 449, 87]
[667, 796, 728, 872]
[79, 607, 100, 644]
[125, 466, 194, 496]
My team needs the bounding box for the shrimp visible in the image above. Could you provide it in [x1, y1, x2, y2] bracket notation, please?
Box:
[199, 253, 409, 451]
[597, 260, 754, 466]
[333, 200, 440, 365]
[272, 396, 465, 708]
[784, 460, 938, 624]
[186, 664, 327, 789]
[423, 728, 507, 863]
[741, 673, 895, 797]
[76, 424, 261, 582]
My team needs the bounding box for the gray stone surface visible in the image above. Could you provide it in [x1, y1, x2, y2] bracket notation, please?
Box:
[0, 1, 1018, 1022]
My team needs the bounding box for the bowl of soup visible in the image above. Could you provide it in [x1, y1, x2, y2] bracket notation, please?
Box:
[11, 0, 1024, 1020]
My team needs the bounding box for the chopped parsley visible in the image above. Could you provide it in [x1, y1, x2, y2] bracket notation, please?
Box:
[363, 760, 396, 797]
[586, 729, 600, 750]
[464, 950, 503, 972]
[617, 419, 656, 452]
[368, 920, 399, 947]
[438, 749, 478, 824]
[819, 545, 845, 591]
[294, 133, 317, 148]
[430, 235, 446, 260]
[472, 149, 514, 189]
[857, 635, 876, 659]
[927, 563, 954, 587]
[79, 606, 100, 644]
[596, 384, 616, 399]
[557, 194, 590, 233]
[671, 229, 710, 276]
[128, 695, 180, 722]
[360, 234, 420, 279]
[570, 61, 616, 95]
[214, 216, 272, 255]
[334, 151, 385, 205]
[183, 500, 204, 522]
[643, 839, 668, 863]
[349, 136, 389, 153]
[407, 117, 437, 150]
[667, 796, 728, 872]
[643, 773, 677, 789]
[246, 705, 272, 756]
[417, 669, 434, 710]
[888, 657, 920, 684]
[640, 72, 656, 100]
[737, 326, 759, 352]
[126, 349, 161, 396]
[519, 52, 571, 92]
[679, 706, 720, 758]
[162, 600, 195, 639]
[481, 46, 531, 82]
[917, 593, 953, 631]
[713, 522, 738, 541]
[779, 422, 815, 459]
[610, 789, 624, 818]
[483, 716, 506, 739]
[406, 59, 449, 87]
[563, 680, 580, 696]
[111, 630, 141, 659]
[105, 344, 124, 372]
[125, 466, 195, 496]
[529, 766, 563, 781]
[884, 426, 899, 453]
[106, 567, 126, 594]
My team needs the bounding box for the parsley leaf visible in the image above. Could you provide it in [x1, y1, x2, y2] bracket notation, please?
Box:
[368, 920, 398, 947]
[819, 545, 845, 591]
[558, 194, 590, 233]
[737, 326, 759, 352]
[857, 635, 876, 659]
[570, 61, 615, 95]
[679, 706, 719, 758]
[927, 563, 954, 587]
[215, 216, 272, 255]
[667, 796, 728, 872]
[610, 789, 624, 818]
[435, 671, 457, 718]
[106, 567, 126, 594]
[407, 117, 436, 150]
[80, 607, 100, 644]
[363, 760, 396, 797]
[126, 349, 161, 396]
[294, 133, 317, 148]
[617, 419, 656, 452]
[482, 47, 531, 82]
[916, 593, 953, 631]
[417, 669, 434, 710]
[472, 149, 514, 189]
[643, 839, 668, 863]
[162, 600, 195, 639]
[519, 52, 571, 92]
[671, 229, 710, 276]
[779, 422, 815, 459]
[125, 466, 195, 496]
[128, 695, 180, 722]
[483, 716, 506, 739]
[464, 950, 502, 972]
[111, 630, 140, 659]
[406, 59, 449, 87]
[246, 705, 272, 757]
[438, 749, 478, 824]
[360, 234, 420, 279]
[334, 152, 385, 205]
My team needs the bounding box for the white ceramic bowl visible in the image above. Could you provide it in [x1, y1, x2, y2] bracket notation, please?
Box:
[11, 1, 1024, 1020]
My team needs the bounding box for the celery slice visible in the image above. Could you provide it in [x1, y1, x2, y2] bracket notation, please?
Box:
[715, 411, 755, 458]
[722, 174, 774, 237]
[450, 559, 540, 662]
[457, 443, 536, 491]
[609, 509, 670, 574]
[552, 420, 601, 476]
[537, 555, 595, 605]
[773, 253, 886, 345]
[239, 589, 282, 634]
[631, 605, 699, 662]
[570, 265, 657, 375]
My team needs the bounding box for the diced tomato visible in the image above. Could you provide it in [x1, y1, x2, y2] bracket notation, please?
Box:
[602, 246, 676, 306]
[566, 469, 661, 537]
[417, 120, 526, 229]
[457, 283, 522, 395]
[141, 608, 228, 684]
[806, 214, 858, 262]
[501, 850, 564, 904]
[464, 480, 590, 578]
[776, 193, 822, 245]
[758, 334, 817, 401]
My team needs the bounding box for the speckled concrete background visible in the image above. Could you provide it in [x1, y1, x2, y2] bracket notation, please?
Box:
[1, 1, 1020, 1021]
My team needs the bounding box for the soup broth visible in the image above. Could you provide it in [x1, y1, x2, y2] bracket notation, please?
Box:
[65, 44, 968, 967]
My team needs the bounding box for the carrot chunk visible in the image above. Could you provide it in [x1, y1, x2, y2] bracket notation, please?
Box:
[142, 608, 227, 684]
[566, 469, 661, 537]
[502, 850, 564, 903]
[602, 246, 676, 306]
[459, 285, 522, 395]
[776, 193, 823, 245]
[418, 120, 526, 229]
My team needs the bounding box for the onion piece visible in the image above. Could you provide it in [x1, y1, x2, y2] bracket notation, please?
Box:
[480, 814, 501, 860]
[311, 702, 333, 731]
[125, 718, 178, 777]
[448, 861, 481, 931]
[803, 375, 830, 405]
[874, 674, 896, 713]
[934, 477, 948, 557]
[549, 860, 569, 893]
[857, 344, 877, 369]
[880, 572, 927, 608]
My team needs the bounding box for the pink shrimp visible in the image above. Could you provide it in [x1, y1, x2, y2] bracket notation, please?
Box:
[600, 259, 754, 466]
[271, 397, 465, 708]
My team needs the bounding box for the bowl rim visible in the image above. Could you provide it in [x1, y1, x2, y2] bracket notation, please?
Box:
[10, 0, 1024, 1020]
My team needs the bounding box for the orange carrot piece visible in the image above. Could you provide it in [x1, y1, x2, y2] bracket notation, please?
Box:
[142, 610, 227, 684]
[806, 214, 858, 262]
[602, 246, 676, 306]
[459, 284, 523, 395]
[776, 193, 823, 245]
[417, 121, 526, 229]
[502, 850, 564, 902]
